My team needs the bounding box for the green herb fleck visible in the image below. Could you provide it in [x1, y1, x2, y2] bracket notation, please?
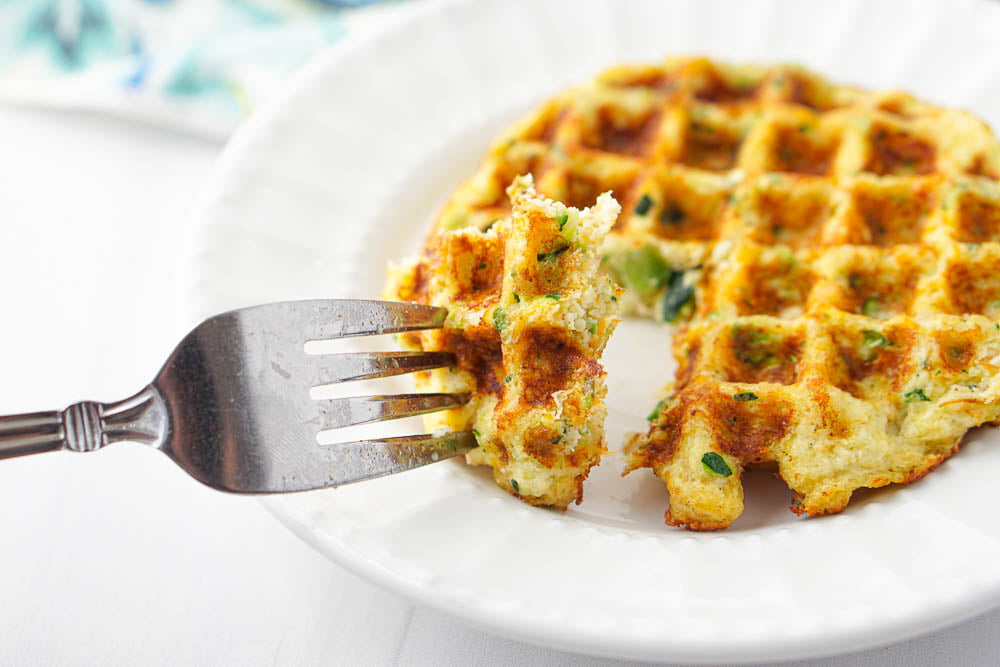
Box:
[505, 374, 513, 383]
[492, 307, 507, 332]
[623, 245, 674, 295]
[702, 452, 732, 477]
[537, 243, 570, 262]
[510, 479, 520, 493]
[544, 292, 561, 300]
[478, 262, 487, 270]
[733, 392, 758, 402]
[862, 329, 891, 349]
[647, 399, 666, 422]
[634, 193, 654, 216]
[732, 324, 779, 368]
[860, 329, 890, 363]
[513, 293, 520, 303]
[587, 319, 598, 334]
[555, 213, 569, 230]
[862, 297, 880, 317]
[661, 271, 695, 323]
[904, 388, 931, 402]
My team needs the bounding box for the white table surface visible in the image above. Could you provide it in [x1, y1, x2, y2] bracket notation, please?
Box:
[2, 103, 1000, 667]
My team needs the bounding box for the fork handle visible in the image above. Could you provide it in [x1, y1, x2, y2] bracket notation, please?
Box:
[0, 387, 169, 461]
[0, 410, 67, 459]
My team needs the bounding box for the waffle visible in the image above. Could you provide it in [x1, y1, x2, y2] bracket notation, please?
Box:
[385, 176, 622, 508]
[399, 56, 1000, 529]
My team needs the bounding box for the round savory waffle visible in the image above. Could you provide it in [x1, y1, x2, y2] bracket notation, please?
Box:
[389, 56, 1000, 529]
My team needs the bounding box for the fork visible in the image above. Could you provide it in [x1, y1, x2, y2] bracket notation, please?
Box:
[0, 300, 474, 493]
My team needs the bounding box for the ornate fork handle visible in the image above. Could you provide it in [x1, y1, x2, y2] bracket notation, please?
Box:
[0, 386, 169, 460]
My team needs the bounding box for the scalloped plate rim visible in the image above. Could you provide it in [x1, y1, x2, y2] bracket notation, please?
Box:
[258, 495, 1000, 663]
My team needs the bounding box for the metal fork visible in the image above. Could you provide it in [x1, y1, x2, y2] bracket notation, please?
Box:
[0, 300, 474, 493]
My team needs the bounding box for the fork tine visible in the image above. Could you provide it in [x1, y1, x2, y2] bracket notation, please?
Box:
[256, 299, 447, 341]
[318, 393, 469, 430]
[313, 430, 477, 487]
[309, 351, 455, 386]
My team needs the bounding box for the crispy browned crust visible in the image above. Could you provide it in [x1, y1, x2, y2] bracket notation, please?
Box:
[385, 177, 622, 509]
[395, 56, 1000, 529]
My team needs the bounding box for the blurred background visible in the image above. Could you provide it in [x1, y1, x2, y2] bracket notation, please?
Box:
[3, 1, 1000, 665]
[0, 0, 401, 136]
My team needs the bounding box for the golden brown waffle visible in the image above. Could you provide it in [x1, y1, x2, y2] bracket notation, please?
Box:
[385, 177, 622, 508]
[398, 56, 1000, 529]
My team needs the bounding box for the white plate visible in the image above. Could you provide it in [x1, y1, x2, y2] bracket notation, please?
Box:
[181, 0, 1000, 661]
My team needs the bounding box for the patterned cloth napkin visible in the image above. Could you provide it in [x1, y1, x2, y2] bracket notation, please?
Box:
[0, 0, 408, 139]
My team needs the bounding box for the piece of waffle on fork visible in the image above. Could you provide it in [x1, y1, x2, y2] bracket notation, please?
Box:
[385, 176, 622, 508]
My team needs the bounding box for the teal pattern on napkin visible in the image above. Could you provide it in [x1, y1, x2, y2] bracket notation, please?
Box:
[0, 0, 403, 138]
